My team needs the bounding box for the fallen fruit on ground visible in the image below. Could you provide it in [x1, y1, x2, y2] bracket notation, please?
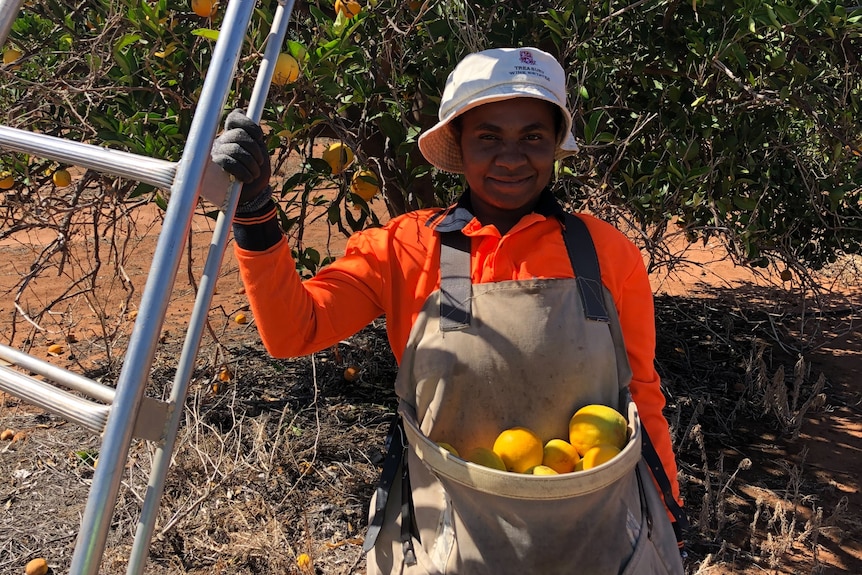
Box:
[234, 312, 248, 324]
[217, 367, 231, 382]
[542, 438, 580, 473]
[52, 169, 71, 187]
[580, 444, 622, 469]
[343, 365, 360, 381]
[47, 343, 64, 354]
[272, 52, 300, 86]
[351, 169, 380, 201]
[321, 142, 355, 175]
[191, 0, 216, 17]
[493, 426, 544, 473]
[335, 0, 361, 18]
[296, 553, 312, 569]
[437, 442, 459, 457]
[568, 404, 627, 455]
[3, 48, 22, 67]
[466, 447, 506, 471]
[0, 429, 14, 441]
[25, 557, 49, 575]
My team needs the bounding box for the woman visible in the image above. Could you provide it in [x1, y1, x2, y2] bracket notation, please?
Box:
[212, 46, 685, 574]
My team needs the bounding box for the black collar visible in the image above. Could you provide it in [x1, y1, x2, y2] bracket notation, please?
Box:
[430, 188, 566, 233]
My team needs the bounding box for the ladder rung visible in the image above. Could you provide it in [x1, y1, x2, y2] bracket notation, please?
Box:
[0, 364, 110, 435]
[0, 344, 169, 442]
[0, 126, 177, 189]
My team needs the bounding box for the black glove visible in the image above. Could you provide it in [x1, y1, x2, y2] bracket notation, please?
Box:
[211, 109, 272, 212]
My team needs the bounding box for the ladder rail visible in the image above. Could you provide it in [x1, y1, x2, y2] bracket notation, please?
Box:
[125, 2, 297, 572]
[67, 1, 260, 572]
[0, 0, 25, 47]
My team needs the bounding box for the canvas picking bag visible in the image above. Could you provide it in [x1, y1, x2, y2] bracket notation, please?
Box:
[364, 214, 685, 574]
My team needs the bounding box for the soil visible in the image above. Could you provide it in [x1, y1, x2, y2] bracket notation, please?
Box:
[0, 198, 859, 575]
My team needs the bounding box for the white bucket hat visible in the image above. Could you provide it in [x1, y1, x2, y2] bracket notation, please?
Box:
[418, 47, 579, 174]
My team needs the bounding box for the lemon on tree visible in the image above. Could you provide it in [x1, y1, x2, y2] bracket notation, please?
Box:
[492, 426, 544, 473]
[191, 0, 216, 18]
[272, 53, 300, 86]
[335, 0, 361, 18]
[351, 169, 379, 201]
[52, 168, 72, 187]
[322, 142, 355, 175]
[568, 404, 627, 456]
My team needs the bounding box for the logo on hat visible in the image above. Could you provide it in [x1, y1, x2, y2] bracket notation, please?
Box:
[519, 50, 536, 66]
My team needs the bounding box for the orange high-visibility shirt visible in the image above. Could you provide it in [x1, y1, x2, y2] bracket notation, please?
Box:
[234, 198, 682, 509]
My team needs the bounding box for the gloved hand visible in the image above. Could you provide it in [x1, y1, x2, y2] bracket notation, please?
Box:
[211, 109, 272, 212]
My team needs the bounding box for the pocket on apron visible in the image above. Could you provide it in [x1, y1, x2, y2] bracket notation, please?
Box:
[387, 398, 683, 575]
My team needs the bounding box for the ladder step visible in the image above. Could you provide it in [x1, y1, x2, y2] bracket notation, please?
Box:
[0, 364, 110, 435]
[0, 344, 169, 442]
[0, 126, 177, 190]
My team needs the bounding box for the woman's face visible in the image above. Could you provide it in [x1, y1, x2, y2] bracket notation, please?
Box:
[457, 98, 558, 232]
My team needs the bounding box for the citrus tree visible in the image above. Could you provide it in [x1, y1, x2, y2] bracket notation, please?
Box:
[2, 0, 861, 281]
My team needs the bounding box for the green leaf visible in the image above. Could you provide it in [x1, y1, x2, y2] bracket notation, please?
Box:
[192, 28, 220, 41]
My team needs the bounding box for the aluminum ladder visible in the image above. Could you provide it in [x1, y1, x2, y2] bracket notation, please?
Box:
[0, 1, 296, 573]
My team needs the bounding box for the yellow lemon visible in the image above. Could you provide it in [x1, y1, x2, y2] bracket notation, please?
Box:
[492, 427, 544, 473]
[568, 404, 627, 456]
[542, 438, 580, 474]
[335, 0, 361, 18]
[350, 169, 379, 201]
[3, 48, 23, 69]
[437, 442, 460, 457]
[321, 142, 354, 174]
[234, 312, 248, 324]
[466, 447, 506, 471]
[529, 464, 559, 476]
[47, 343, 64, 355]
[0, 172, 13, 189]
[296, 553, 312, 569]
[52, 169, 72, 187]
[191, 0, 216, 17]
[273, 52, 300, 86]
[580, 444, 621, 470]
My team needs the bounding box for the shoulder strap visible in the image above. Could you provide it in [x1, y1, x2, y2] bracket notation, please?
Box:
[565, 213, 688, 530]
[439, 231, 472, 331]
[562, 213, 609, 322]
